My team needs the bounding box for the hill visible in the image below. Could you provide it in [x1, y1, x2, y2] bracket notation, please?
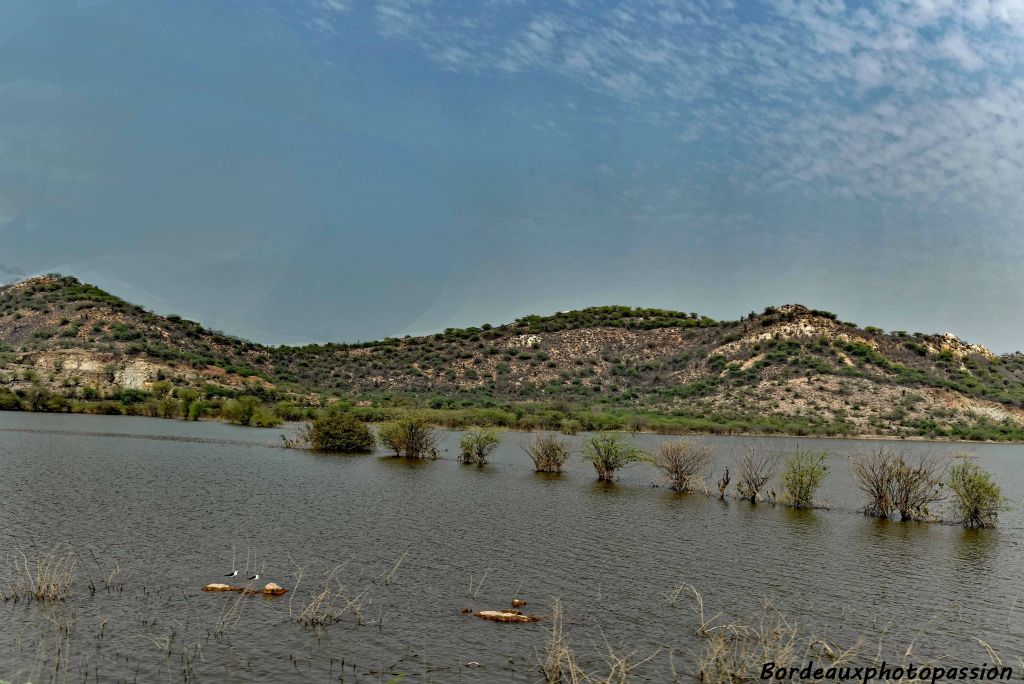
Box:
[2, 274, 1023, 440]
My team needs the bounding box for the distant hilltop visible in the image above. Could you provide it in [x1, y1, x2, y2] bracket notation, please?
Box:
[1, 274, 1023, 440]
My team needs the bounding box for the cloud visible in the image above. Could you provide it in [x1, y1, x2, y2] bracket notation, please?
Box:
[305, 0, 1024, 221]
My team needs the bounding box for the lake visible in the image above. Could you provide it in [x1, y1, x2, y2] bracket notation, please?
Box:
[0, 412, 1021, 682]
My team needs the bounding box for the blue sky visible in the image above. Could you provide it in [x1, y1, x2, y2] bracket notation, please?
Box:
[1, 0, 1022, 351]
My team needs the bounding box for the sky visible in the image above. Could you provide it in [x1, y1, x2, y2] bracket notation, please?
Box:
[1, 0, 1022, 352]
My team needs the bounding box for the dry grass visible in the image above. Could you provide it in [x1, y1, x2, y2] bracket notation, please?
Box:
[294, 563, 369, 627]
[538, 599, 661, 684]
[3, 545, 78, 602]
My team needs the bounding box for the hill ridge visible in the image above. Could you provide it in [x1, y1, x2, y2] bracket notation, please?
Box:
[1, 274, 1022, 441]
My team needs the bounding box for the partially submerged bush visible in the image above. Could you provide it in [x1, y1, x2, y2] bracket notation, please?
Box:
[581, 433, 643, 482]
[521, 433, 571, 473]
[379, 414, 440, 459]
[890, 452, 946, 521]
[308, 413, 375, 453]
[779, 450, 828, 509]
[947, 459, 1005, 528]
[735, 444, 778, 503]
[649, 440, 712, 493]
[851, 447, 946, 521]
[459, 428, 500, 465]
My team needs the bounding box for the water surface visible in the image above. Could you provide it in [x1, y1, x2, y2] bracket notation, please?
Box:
[0, 412, 1021, 682]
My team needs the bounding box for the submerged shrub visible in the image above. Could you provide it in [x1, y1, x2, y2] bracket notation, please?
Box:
[308, 413, 374, 453]
[649, 440, 712, 493]
[521, 433, 571, 473]
[379, 414, 440, 459]
[779, 450, 828, 509]
[851, 447, 946, 521]
[947, 459, 1005, 528]
[890, 451, 946, 521]
[850, 448, 895, 517]
[581, 433, 643, 482]
[458, 428, 500, 465]
[735, 444, 779, 503]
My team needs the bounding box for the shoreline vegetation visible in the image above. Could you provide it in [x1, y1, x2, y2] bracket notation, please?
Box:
[3, 276, 1024, 445]
[0, 398, 1021, 445]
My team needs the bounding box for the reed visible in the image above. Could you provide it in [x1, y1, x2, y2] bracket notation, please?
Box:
[4, 545, 78, 602]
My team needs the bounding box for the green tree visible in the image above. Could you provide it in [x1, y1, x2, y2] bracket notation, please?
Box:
[307, 413, 375, 452]
[222, 396, 260, 425]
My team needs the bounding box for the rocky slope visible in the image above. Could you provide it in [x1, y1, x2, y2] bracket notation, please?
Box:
[2, 275, 1023, 439]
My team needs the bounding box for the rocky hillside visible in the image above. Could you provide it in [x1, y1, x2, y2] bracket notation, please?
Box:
[2, 275, 1023, 439]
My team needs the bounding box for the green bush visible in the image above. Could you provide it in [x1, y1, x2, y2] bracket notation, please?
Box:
[581, 433, 643, 481]
[947, 460, 1005, 528]
[221, 396, 260, 425]
[521, 433, 571, 473]
[308, 413, 374, 452]
[0, 389, 22, 411]
[458, 428, 500, 465]
[379, 414, 440, 459]
[779, 450, 828, 509]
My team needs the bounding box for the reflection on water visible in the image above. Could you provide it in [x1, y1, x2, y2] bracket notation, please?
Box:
[0, 411, 1021, 683]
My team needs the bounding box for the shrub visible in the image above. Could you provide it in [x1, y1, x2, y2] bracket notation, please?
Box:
[581, 433, 643, 481]
[222, 396, 260, 425]
[735, 444, 779, 502]
[559, 419, 582, 435]
[947, 460, 1005, 528]
[779, 450, 828, 509]
[175, 388, 200, 420]
[649, 440, 712, 493]
[251, 408, 282, 428]
[890, 451, 946, 521]
[379, 414, 440, 459]
[850, 448, 895, 517]
[308, 413, 375, 453]
[458, 428, 500, 465]
[851, 447, 946, 520]
[521, 433, 571, 473]
[0, 389, 21, 411]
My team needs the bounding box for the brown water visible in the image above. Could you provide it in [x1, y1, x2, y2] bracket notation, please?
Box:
[0, 412, 1021, 682]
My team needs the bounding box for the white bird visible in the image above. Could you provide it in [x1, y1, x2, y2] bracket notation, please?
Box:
[225, 570, 239, 578]
[247, 573, 260, 581]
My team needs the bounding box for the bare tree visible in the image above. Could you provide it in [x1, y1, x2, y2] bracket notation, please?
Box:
[735, 443, 779, 503]
[890, 451, 946, 521]
[850, 447, 895, 518]
[716, 468, 730, 500]
[649, 440, 713, 494]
